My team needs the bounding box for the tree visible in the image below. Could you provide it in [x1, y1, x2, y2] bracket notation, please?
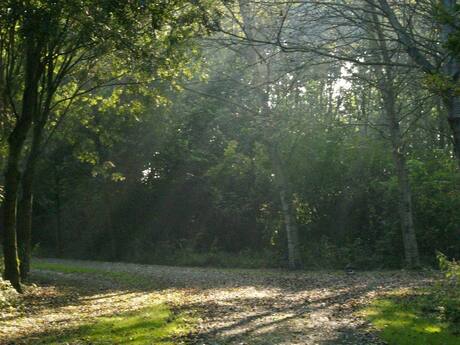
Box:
[376, 0, 460, 166]
[225, 0, 303, 269]
[0, 0, 217, 291]
[366, 10, 420, 267]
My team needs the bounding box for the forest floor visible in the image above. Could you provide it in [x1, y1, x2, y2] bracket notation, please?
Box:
[1, 259, 435, 345]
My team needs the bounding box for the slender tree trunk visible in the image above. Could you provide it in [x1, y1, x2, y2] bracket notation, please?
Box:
[437, 98, 447, 149]
[238, 0, 302, 269]
[17, 178, 33, 281]
[445, 95, 460, 164]
[17, 49, 54, 278]
[17, 121, 44, 280]
[373, 64, 420, 269]
[369, 8, 420, 268]
[380, 79, 420, 268]
[105, 189, 117, 260]
[269, 146, 302, 269]
[2, 33, 42, 291]
[378, 0, 460, 166]
[3, 138, 26, 292]
[54, 167, 63, 257]
[388, 114, 420, 268]
[441, 0, 460, 166]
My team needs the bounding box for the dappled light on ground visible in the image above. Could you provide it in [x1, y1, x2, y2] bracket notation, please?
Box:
[361, 293, 460, 345]
[1, 259, 437, 345]
[32, 303, 190, 345]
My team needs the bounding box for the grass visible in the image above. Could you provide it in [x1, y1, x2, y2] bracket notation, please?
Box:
[33, 261, 151, 286]
[28, 260, 196, 345]
[33, 302, 192, 345]
[361, 290, 460, 345]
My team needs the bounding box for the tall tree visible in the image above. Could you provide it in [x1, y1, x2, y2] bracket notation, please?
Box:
[376, 0, 460, 166]
[1, 0, 217, 290]
[235, 0, 302, 269]
[367, 12, 420, 267]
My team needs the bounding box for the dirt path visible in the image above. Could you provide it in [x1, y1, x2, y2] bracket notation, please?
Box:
[1, 259, 434, 345]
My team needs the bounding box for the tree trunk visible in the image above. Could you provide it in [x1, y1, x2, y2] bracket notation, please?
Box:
[382, 85, 420, 268]
[237, 0, 302, 269]
[17, 178, 33, 281]
[17, 121, 44, 280]
[54, 167, 63, 257]
[2, 33, 42, 291]
[437, 98, 447, 149]
[378, 0, 460, 167]
[441, 0, 460, 166]
[105, 189, 117, 260]
[270, 146, 302, 269]
[3, 139, 25, 292]
[368, 7, 421, 268]
[389, 123, 420, 268]
[445, 95, 460, 165]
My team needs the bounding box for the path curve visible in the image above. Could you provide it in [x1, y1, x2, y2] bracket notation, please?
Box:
[3, 258, 433, 345]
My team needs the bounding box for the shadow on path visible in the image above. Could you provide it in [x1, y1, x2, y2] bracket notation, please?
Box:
[2, 258, 433, 345]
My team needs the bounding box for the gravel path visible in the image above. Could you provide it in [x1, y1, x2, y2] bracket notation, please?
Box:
[2, 258, 434, 345]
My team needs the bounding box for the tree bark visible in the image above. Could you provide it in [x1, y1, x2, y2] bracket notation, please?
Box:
[388, 109, 420, 268]
[3, 136, 26, 292]
[17, 120, 44, 280]
[105, 189, 117, 260]
[437, 98, 447, 149]
[445, 95, 460, 164]
[2, 32, 42, 291]
[269, 146, 302, 269]
[17, 51, 54, 279]
[368, 6, 420, 268]
[238, 0, 302, 269]
[17, 179, 33, 281]
[374, 65, 421, 268]
[54, 166, 63, 257]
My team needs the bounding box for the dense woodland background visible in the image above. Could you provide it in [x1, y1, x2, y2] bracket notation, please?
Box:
[1, 0, 460, 292]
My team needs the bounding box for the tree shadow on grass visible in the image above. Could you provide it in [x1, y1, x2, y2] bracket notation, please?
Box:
[3, 259, 436, 345]
[0, 270, 152, 323]
[6, 301, 191, 345]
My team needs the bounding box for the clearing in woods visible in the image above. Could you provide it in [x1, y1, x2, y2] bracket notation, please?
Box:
[1, 259, 433, 345]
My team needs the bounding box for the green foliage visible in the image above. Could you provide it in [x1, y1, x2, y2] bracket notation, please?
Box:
[20, 0, 460, 272]
[0, 260, 19, 309]
[363, 255, 460, 344]
[362, 292, 460, 345]
[437, 252, 460, 283]
[434, 253, 460, 324]
[411, 158, 460, 262]
[433, 2, 460, 57]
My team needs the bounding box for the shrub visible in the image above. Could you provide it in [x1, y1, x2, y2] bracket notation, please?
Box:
[435, 252, 460, 325]
[0, 260, 19, 308]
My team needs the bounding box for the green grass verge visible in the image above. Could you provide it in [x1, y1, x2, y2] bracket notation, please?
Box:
[361, 291, 460, 345]
[32, 261, 151, 286]
[30, 261, 196, 345]
[33, 302, 192, 345]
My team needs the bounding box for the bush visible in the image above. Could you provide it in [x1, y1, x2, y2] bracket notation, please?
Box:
[434, 252, 460, 326]
[0, 260, 19, 308]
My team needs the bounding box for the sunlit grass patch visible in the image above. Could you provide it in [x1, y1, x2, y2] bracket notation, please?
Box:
[361, 291, 460, 345]
[33, 302, 194, 345]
